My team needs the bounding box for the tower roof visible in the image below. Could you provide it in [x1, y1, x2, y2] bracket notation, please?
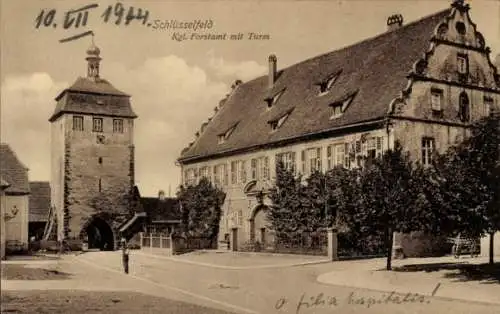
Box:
[49, 41, 136, 122]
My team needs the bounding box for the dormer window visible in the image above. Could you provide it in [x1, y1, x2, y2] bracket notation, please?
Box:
[329, 92, 356, 119]
[431, 88, 443, 112]
[318, 71, 341, 95]
[265, 89, 285, 108]
[270, 114, 288, 131]
[268, 108, 294, 131]
[217, 122, 239, 144]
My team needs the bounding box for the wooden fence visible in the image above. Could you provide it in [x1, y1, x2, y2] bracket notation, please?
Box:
[140, 233, 171, 249]
[139, 233, 215, 254]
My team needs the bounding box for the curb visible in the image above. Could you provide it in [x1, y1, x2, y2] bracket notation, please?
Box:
[132, 250, 332, 270]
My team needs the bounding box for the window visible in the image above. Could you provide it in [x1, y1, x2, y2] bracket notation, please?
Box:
[239, 161, 247, 183]
[276, 152, 296, 173]
[217, 122, 239, 144]
[113, 119, 123, 133]
[457, 54, 468, 75]
[458, 91, 470, 122]
[184, 168, 196, 186]
[213, 165, 221, 186]
[376, 137, 383, 156]
[302, 148, 322, 176]
[93, 117, 103, 132]
[367, 137, 377, 160]
[330, 104, 343, 119]
[98, 157, 103, 164]
[422, 137, 435, 166]
[217, 135, 226, 144]
[200, 166, 209, 180]
[344, 143, 351, 168]
[431, 88, 443, 112]
[73, 116, 84, 131]
[222, 164, 228, 185]
[251, 159, 258, 180]
[237, 210, 243, 226]
[270, 113, 290, 131]
[327, 144, 345, 170]
[231, 161, 238, 184]
[484, 96, 494, 116]
[260, 156, 270, 180]
[455, 21, 466, 35]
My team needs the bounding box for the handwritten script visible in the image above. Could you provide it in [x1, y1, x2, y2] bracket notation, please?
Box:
[275, 291, 430, 314]
[34, 2, 150, 42]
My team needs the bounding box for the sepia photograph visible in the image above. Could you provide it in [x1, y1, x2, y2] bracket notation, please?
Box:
[1, 0, 500, 313]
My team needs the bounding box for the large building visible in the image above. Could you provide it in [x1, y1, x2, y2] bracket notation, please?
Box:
[177, 1, 500, 253]
[48, 42, 139, 250]
[0, 144, 30, 254]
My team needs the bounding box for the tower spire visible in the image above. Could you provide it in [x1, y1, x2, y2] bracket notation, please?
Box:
[86, 34, 101, 80]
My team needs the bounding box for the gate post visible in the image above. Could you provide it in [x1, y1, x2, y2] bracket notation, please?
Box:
[139, 232, 143, 249]
[159, 234, 163, 249]
[327, 228, 338, 261]
[150, 233, 153, 250]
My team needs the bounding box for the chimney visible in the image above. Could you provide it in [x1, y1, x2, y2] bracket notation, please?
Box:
[387, 14, 403, 32]
[268, 54, 277, 88]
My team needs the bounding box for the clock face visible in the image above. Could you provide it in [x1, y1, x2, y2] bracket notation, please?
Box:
[97, 135, 106, 144]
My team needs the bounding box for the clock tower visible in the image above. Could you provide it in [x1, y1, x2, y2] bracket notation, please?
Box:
[49, 41, 137, 250]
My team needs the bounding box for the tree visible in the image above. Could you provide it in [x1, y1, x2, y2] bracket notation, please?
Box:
[176, 178, 226, 242]
[433, 115, 500, 264]
[347, 142, 422, 270]
[268, 161, 304, 239]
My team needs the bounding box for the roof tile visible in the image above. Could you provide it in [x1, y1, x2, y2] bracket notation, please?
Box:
[0, 144, 29, 194]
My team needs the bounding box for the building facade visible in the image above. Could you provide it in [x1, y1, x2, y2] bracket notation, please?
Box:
[0, 144, 30, 253]
[48, 42, 138, 250]
[178, 2, 500, 253]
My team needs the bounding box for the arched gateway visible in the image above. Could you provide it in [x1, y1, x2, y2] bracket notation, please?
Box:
[81, 216, 115, 251]
[249, 204, 274, 247]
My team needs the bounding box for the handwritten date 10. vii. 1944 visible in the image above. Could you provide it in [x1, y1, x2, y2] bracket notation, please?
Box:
[275, 291, 430, 314]
[34, 2, 150, 43]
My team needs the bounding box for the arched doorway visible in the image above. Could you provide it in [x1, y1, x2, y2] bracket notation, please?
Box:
[249, 205, 273, 247]
[82, 217, 114, 251]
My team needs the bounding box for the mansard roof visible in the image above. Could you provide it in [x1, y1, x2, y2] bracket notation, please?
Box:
[49, 77, 136, 122]
[58, 77, 129, 99]
[0, 144, 30, 194]
[179, 8, 453, 163]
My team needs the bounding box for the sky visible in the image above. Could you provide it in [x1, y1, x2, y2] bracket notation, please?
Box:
[1, 0, 499, 197]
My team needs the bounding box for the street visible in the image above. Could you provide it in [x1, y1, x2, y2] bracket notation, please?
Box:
[4, 251, 496, 314]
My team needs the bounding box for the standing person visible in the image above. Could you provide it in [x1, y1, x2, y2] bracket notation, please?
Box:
[121, 237, 129, 274]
